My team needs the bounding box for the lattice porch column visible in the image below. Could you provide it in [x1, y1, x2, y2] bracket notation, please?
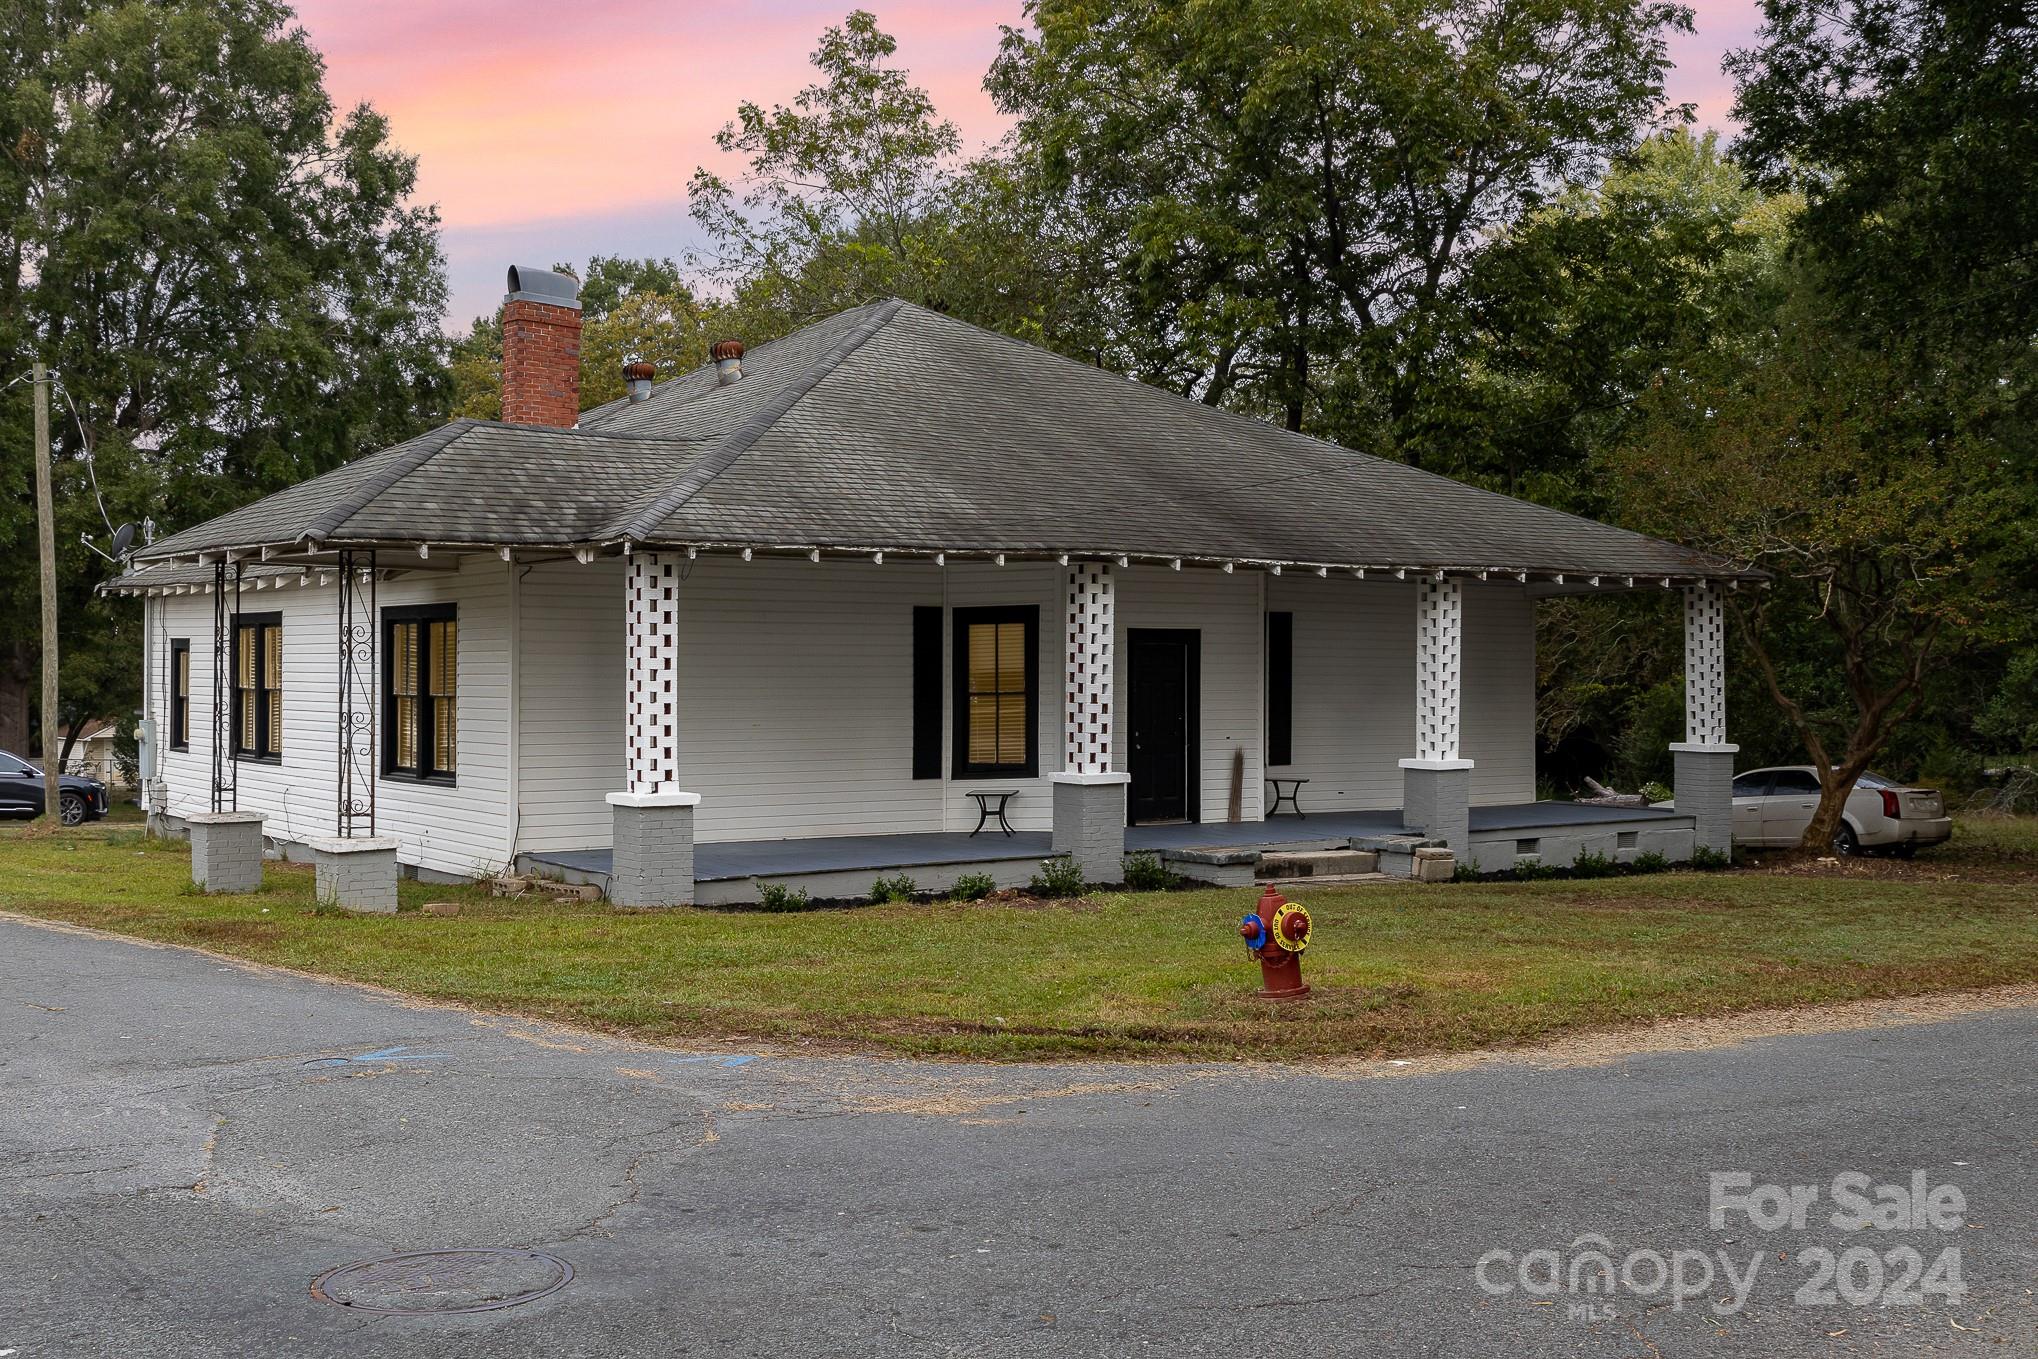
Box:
[1681, 584, 1728, 746]
[1671, 582, 1738, 859]
[1413, 577, 1464, 763]
[1062, 562, 1116, 775]
[1051, 562, 1128, 884]
[607, 551, 698, 906]
[624, 552, 681, 795]
[1399, 577, 1474, 850]
[337, 550, 377, 838]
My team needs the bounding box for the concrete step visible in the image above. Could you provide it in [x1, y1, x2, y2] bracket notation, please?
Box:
[1256, 848, 1379, 878]
[1257, 871, 1396, 888]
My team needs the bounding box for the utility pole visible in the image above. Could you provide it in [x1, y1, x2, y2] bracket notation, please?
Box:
[33, 359, 60, 827]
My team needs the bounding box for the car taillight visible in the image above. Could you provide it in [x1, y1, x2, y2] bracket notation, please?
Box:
[1879, 789, 1901, 819]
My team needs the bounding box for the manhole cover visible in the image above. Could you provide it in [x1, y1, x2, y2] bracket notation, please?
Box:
[309, 1248, 572, 1315]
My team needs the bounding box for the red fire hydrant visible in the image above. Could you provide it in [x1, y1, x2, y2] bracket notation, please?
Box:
[1239, 885, 1312, 1000]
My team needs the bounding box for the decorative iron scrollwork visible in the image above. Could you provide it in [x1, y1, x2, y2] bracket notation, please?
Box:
[210, 559, 241, 812]
[336, 550, 378, 838]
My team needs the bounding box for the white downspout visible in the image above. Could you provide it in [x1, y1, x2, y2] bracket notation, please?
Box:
[138, 594, 156, 820]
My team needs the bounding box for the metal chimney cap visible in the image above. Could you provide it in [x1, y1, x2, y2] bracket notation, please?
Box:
[621, 361, 656, 381]
[505, 265, 582, 310]
[709, 339, 745, 361]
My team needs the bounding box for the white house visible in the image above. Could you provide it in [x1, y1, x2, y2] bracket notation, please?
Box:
[107, 268, 1749, 905]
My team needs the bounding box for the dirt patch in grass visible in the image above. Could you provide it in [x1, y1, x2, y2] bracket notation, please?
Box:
[175, 918, 289, 945]
[1319, 981, 2038, 1080]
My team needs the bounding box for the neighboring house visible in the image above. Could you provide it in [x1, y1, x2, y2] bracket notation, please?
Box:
[105, 267, 1754, 904]
[61, 720, 129, 791]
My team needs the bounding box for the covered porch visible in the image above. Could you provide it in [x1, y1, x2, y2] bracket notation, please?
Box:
[528, 800, 1697, 904]
[599, 550, 1734, 906]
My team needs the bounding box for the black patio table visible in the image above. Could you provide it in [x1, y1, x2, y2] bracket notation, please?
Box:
[1265, 776, 1310, 818]
[966, 789, 1019, 837]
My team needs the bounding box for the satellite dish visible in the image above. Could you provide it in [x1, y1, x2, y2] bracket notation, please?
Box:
[111, 523, 135, 558]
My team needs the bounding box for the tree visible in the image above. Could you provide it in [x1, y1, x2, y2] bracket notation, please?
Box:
[688, 10, 961, 329]
[988, 0, 1692, 455]
[578, 290, 715, 407]
[1728, 0, 2038, 349]
[446, 257, 711, 415]
[1615, 273, 2031, 850]
[1462, 129, 1795, 505]
[0, 0, 448, 746]
[1459, 132, 1800, 793]
[447, 315, 504, 421]
[571, 255, 684, 323]
[1722, 0, 2038, 813]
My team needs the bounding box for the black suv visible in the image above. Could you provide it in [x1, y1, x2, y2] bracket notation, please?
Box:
[0, 749, 111, 826]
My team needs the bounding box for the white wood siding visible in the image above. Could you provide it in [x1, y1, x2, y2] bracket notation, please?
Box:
[514, 558, 1276, 845]
[515, 559, 625, 851]
[151, 557, 513, 877]
[516, 558, 1060, 844]
[145, 554, 1541, 872]
[1266, 575, 1536, 809]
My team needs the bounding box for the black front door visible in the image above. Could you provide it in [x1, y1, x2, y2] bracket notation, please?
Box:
[1127, 629, 1200, 824]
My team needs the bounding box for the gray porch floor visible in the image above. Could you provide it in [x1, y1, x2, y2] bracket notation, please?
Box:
[524, 802, 1685, 885]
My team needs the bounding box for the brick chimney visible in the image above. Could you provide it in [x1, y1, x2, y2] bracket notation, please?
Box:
[501, 265, 582, 427]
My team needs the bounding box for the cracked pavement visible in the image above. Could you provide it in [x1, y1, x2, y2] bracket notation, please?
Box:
[2, 914, 2034, 1357]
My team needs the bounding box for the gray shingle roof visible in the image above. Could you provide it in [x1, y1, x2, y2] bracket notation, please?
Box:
[126, 299, 1754, 582]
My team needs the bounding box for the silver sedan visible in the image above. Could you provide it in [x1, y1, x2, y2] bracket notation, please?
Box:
[1726, 767, 1951, 856]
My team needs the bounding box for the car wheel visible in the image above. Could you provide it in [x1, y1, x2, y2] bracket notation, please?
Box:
[1832, 823, 1860, 856]
[58, 792, 86, 827]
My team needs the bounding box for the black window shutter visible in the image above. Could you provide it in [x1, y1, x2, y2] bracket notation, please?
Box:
[912, 606, 942, 779]
[1267, 611, 1293, 767]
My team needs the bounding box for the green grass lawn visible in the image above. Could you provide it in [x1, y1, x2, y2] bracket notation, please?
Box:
[4, 817, 2036, 1061]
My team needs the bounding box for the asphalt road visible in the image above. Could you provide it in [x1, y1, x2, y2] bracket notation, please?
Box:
[2, 914, 2031, 1358]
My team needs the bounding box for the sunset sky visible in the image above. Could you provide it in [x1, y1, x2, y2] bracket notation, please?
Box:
[291, 1, 1766, 327]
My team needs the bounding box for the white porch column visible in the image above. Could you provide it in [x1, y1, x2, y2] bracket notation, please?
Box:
[1398, 576, 1474, 849]
[1670, 583, 1738, 858]
[1050, 562, 1128, 883]
[606, 551, 699, 906]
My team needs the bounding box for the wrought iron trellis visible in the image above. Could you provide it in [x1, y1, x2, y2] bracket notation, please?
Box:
[336, 550, 378, 837]
[209, 559, 242, 812]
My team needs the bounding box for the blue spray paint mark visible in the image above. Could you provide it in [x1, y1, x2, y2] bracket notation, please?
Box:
[667, 1054, 758, 1068]
[301, 1045, 453, 1069]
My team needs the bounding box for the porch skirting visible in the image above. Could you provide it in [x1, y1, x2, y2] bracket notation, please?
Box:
[524, 801, 1696, 904]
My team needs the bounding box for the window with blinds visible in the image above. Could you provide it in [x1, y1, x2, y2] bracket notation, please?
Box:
[384, 606, 457, 781]
[951, 606, 1037, 778]
[230, 616, 282, 759]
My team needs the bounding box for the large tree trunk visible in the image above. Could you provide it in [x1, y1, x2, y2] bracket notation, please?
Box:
[1734, 599, 1934, 856]
[1801, 749, 1881, 852]
[0, 665, 28, 755]
[57, 721, 84, 777]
